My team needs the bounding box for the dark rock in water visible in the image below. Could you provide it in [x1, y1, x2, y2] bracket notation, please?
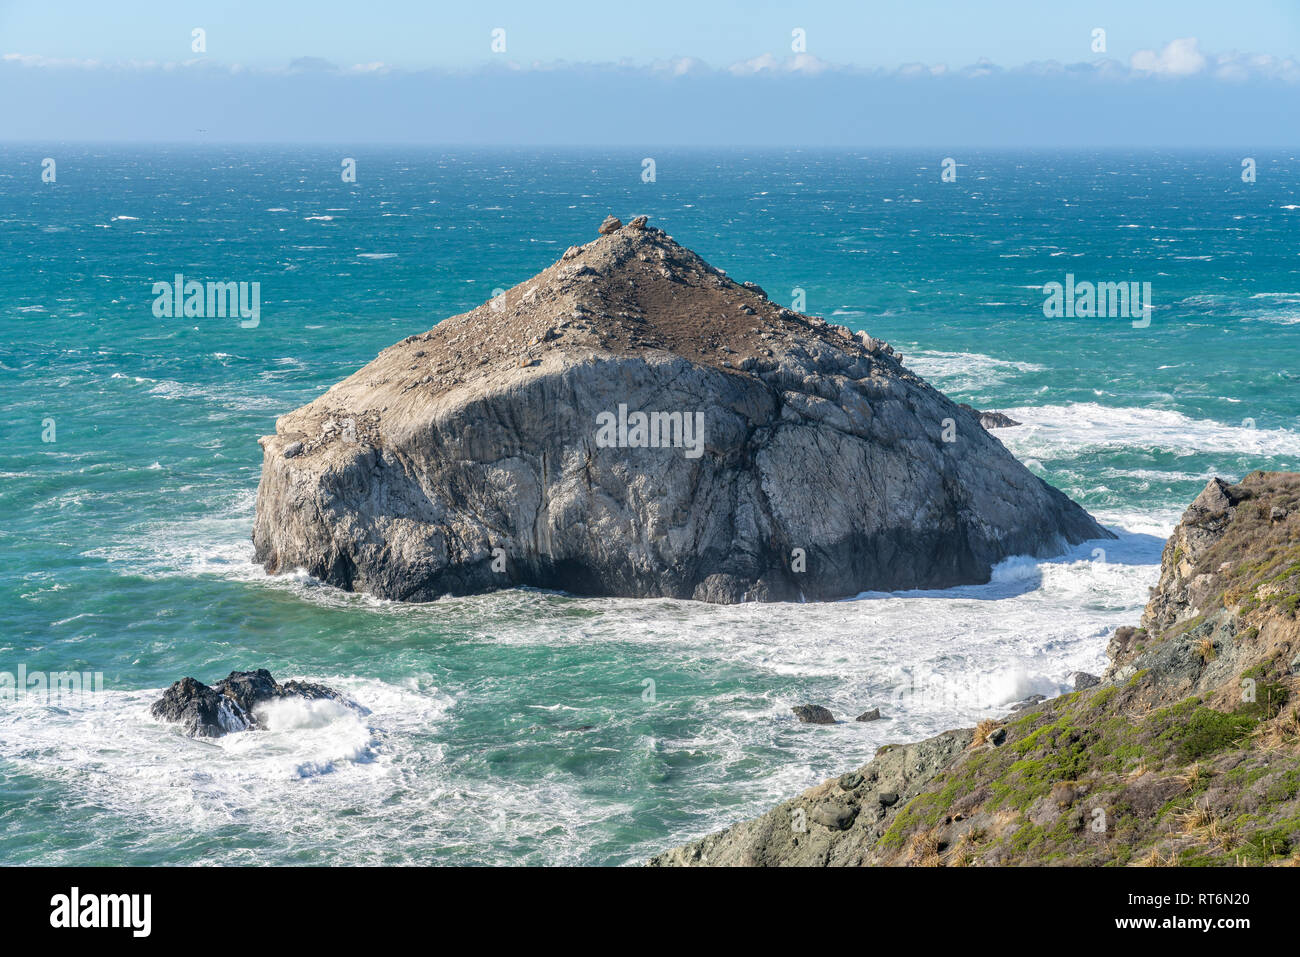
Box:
[1071, 671, 1100, 691]
[792, 704, 836, 724]
[213, 669, 282, 716]
[149, 676, 249, 738]
[151, 669, 356, 738]
[978, 411, 1021, 429]
[280, 678, 350, 702]
[1009, 694, 1047, 712]
[252, 219, 1110, 605]
[855, 708, 882, 722]
[958, 403, 1021, 430]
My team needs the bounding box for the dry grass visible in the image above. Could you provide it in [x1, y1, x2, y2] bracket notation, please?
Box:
[1131, 845, 1177, 867]
[908, 829, 942, 866]
[1193, 637, 1217, 663]
[1206, 816, 1240, 852]
[1252, 706, 1300, 752]
[1175, 802, 1213, 833]
[1177, 762, 1207, 793]
[972, 719, 1000, 748]
[1126, 759, 1153, 781]
[943, 827, 986, 867]
[1174, 800, 1241, 853]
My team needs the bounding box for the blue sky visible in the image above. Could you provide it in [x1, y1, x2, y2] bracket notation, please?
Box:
[3, 0, 1299, 69]
[2, 1, 1298, 145]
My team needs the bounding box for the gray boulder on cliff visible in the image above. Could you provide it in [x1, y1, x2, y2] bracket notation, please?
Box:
[252, 217, 1111, 604]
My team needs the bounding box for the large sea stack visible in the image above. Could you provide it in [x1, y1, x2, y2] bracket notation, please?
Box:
[252, 216, 1110, 603]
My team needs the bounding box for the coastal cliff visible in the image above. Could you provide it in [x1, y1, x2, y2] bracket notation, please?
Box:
[252, 216, 1107, 603]
[651, 471, 1300, 865]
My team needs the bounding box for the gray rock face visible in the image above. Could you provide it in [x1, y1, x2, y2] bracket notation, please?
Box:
[648, 729, 973, 866]
[252, 218, 1111, 604]
[1140, 477, 1247, 635]
[1071, 671, 1100, 691]
[1144, 475, 1242, 639]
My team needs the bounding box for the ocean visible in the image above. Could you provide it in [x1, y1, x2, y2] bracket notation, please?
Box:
[1, 147, 1297, 865]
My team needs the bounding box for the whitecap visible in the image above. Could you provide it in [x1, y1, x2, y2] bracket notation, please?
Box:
[907, 349, 1046, 393]
[996, 402, 1300, 460]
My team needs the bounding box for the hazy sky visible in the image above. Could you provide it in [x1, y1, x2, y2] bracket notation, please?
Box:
[2, 0, 1297, 145]
[5, 0, 1299, 69]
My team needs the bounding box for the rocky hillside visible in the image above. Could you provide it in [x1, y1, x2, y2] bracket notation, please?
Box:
[652, 472, 1300, 865]
[253, 215, 1108, 604]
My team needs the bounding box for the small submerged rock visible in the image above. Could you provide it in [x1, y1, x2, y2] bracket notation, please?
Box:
[1009, 694, 1047, 713]
[977, 410, 1021, 430]
[957, 403, 1021, 430]
[792, 704, 836, 724]
[855, 708, 882, 722]
[150, 669, 358, 738]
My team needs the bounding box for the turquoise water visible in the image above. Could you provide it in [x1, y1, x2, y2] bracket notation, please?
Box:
[1, 148, 1297, 865]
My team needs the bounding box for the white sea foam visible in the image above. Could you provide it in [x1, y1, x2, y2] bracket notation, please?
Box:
[996, 402, 1300, 460]
[0, 676, 457, 859]
[906, 349, 1046, 393]
[1242, 310, 1300, 326]
[111, 373, 286, 412]
[60, 463, 1166, 864]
